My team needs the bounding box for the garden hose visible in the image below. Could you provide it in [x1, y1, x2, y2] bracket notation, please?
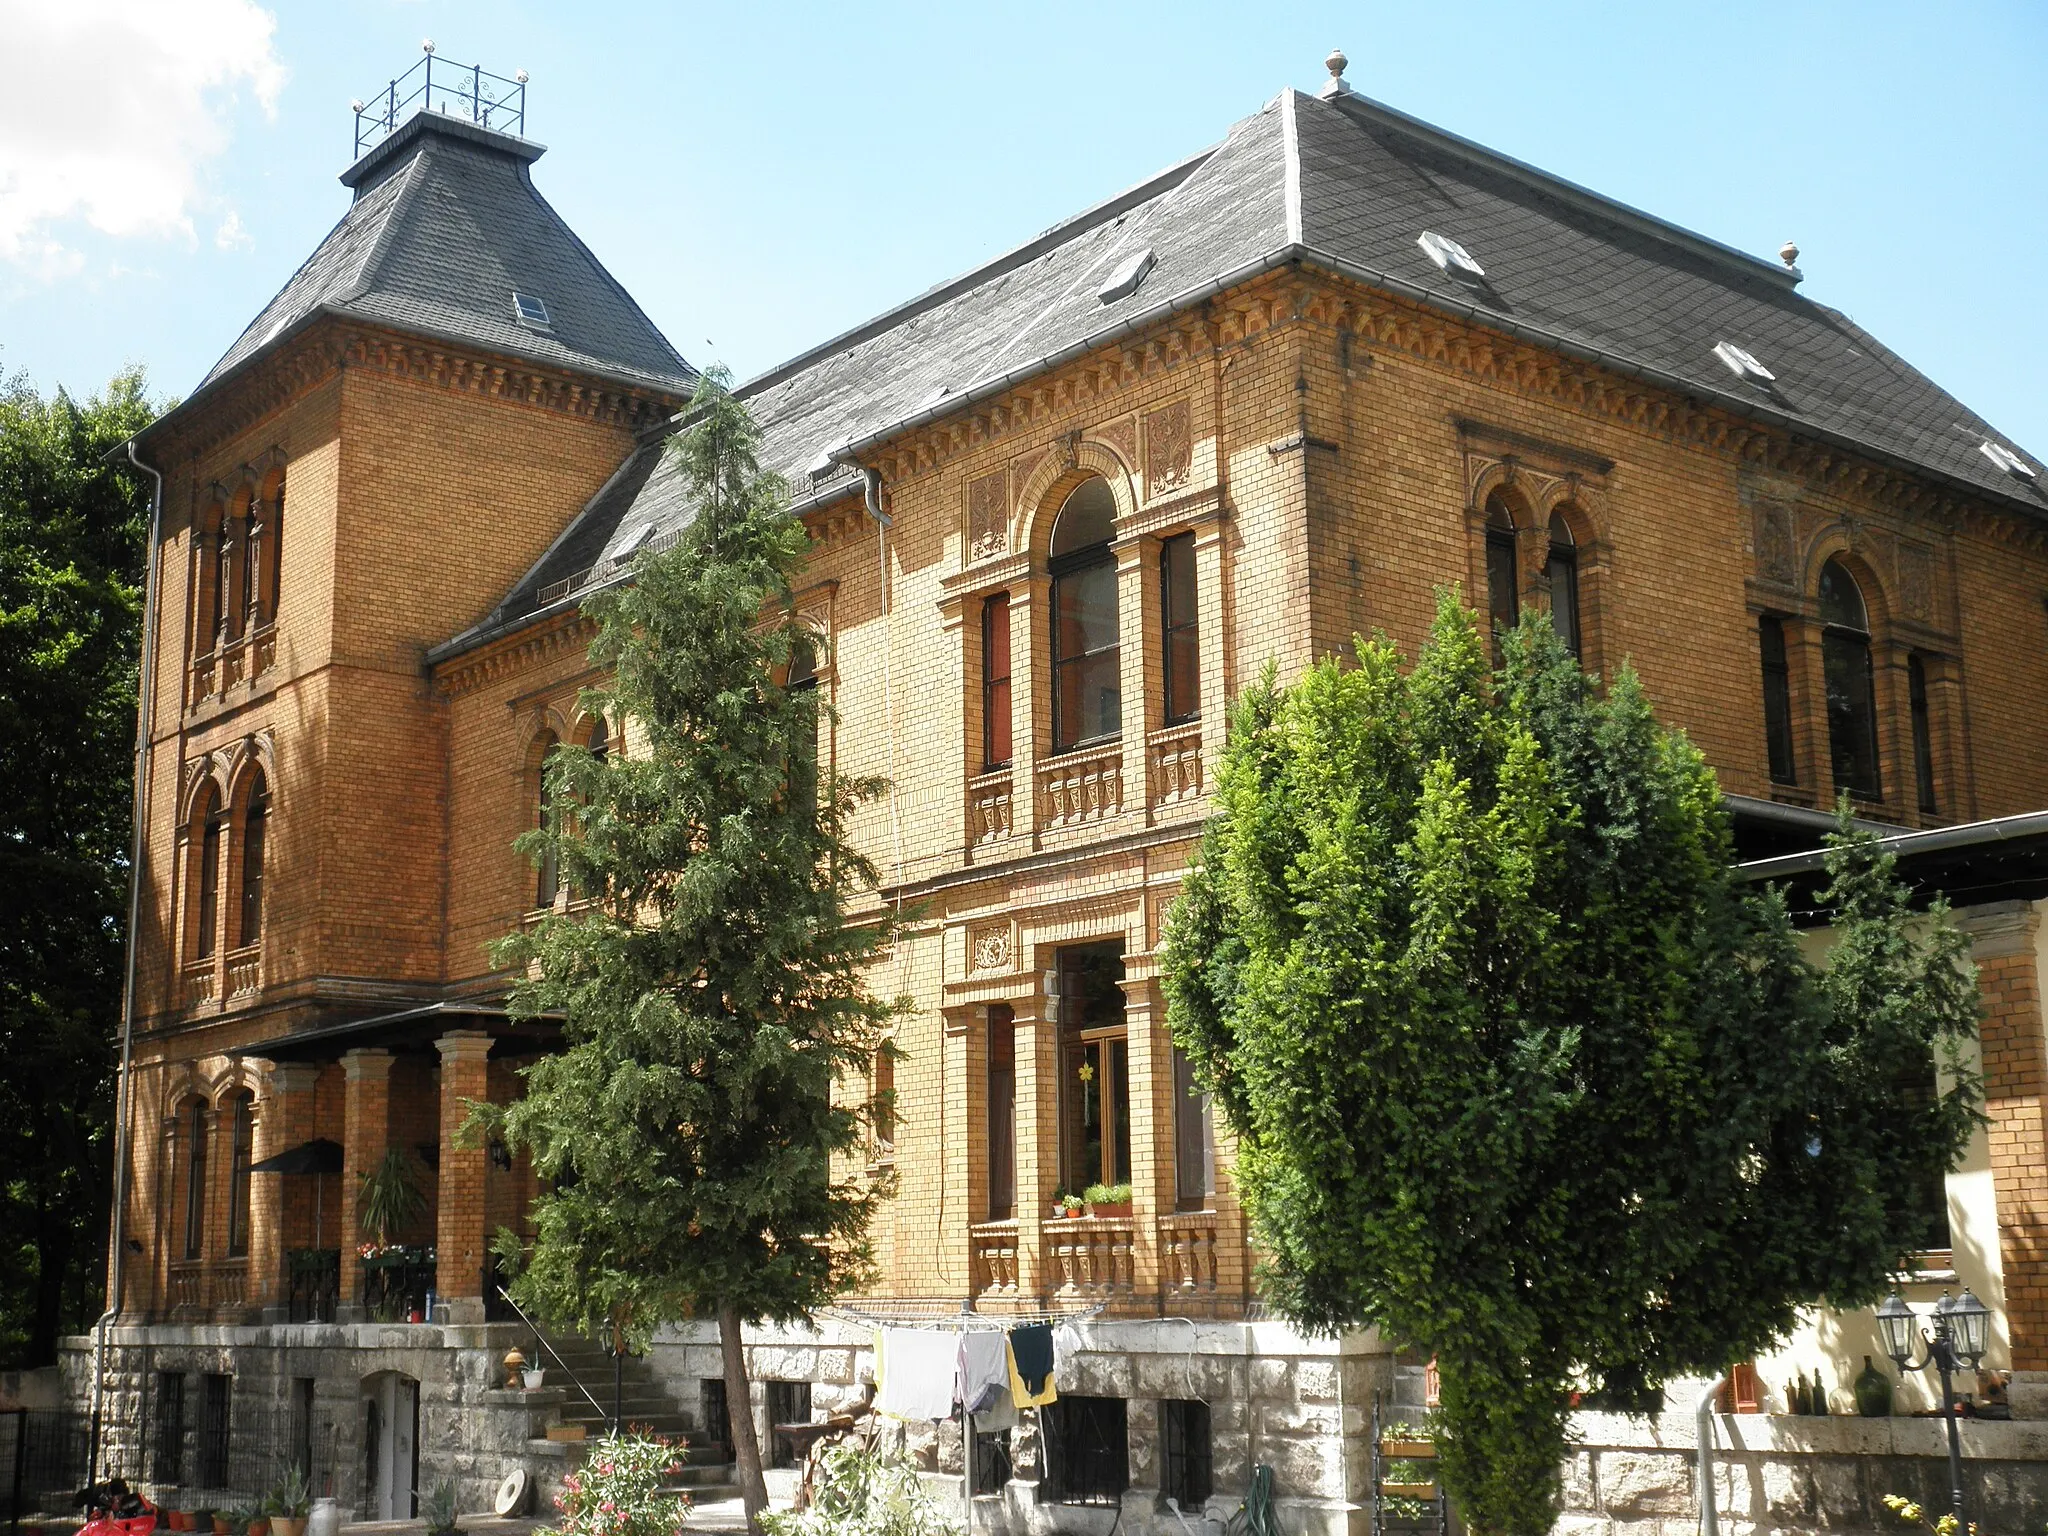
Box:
[1225, 1464, 1282, 1536]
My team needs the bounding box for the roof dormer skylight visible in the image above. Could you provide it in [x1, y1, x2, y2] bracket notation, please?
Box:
[1713, 341, 1775, 384]
[1097, 247, 1156, 305]
[1418, 230, 1485, 280]
[1981, 439, 2039, 481]
[512, 291, 551, 328]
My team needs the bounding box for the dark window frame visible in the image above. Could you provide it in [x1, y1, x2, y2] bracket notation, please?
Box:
[533, 731, 561, 909]
[195, 789, 224, 960]
[1160, 532, 1200, 725]
[226, 1092, 254, 1257]
[1050, 545, 1121, 752]
[1172, 1045, 1213, 1212]
[765, 1379, 813, 1469]
[238, 775, 267, 947]
[1759, 616, 1797, 786]
[198, 1372, 232, 1489]
[1909, 653, 1938, 815]
[1057, 944, 1130, 1194]
[184, 1099, 208, 1260]
[1546, 513, 1580, 659]
[152, 1371, 186, 1484]
[1819, 561, 1882, 801]
[982, 593, 1012, 770]
[987, 1004, 1016, 1220]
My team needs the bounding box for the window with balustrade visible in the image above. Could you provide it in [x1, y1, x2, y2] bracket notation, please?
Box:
[225, 1091, 255, 1257]
[190, 786, 225, 962]
[238, 773, 268, 948]
[182, 1098, 210, 1261]
[1056, 942, 1130, 1195]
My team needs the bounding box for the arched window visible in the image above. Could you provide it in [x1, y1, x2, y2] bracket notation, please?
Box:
[1818, 559, 1880, 799]
[1049, 478, 1120, 751]
[587, 715, 610, 760]
[238, 773, 268, 948]
[194, 786, 224, 961]
[183, 1098, 209, 1260]
[225, 1092, 254, 1257]
[533, 730, 560, 909]
[1546, 512, 1580, 658]
[1484, 491, 1519, 645]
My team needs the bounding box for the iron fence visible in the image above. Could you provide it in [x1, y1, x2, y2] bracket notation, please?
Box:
[354, 54, 526, 157]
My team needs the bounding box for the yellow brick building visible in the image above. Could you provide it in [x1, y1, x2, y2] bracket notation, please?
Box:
[84, 51, 2048, 1536]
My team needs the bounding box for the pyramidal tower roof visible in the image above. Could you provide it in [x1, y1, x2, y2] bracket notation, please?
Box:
[195, 107, 696, 403]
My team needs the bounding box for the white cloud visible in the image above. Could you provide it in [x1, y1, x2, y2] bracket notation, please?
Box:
[214, 209, 252, 251]
[0, 0, 285, 267]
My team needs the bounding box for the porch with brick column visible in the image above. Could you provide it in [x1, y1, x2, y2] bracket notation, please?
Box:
[338, 1048, 393, 1320]
[252, 1060, 319, 1317]
[435, 1030, 493, 1323]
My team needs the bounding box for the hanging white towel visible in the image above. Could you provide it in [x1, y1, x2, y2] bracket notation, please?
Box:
[958, 1330, 1011, 1416]
[874, 1327, 959, 1420]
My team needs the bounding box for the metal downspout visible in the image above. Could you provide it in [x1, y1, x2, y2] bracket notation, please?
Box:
[91, 441, 165, 1478]
[1697, 1375, 1727, 1536]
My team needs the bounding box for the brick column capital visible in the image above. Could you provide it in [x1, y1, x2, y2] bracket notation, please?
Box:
[342, 1047, 393, 1083]
[265, 1061, 321, 1096]
[433, 1029, 494, 1065]
[1958, 900, 2041, 959]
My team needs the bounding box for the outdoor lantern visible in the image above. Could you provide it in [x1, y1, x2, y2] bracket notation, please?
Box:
[1875, 1291, 1918, 1367]
[1949, 1288, 1992, 1368]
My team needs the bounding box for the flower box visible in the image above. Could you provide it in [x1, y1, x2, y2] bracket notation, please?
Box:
[1380, 1439, 1435, 1458]
[1380, 1482, 1437, 1500]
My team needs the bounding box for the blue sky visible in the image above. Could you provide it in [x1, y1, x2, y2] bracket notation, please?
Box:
[3, 1, 2044, 456]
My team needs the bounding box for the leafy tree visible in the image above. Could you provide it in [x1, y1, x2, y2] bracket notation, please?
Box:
[1162, 594, 1981, 1536]
[468, 371, 900, 1530]
[0, 366, 157, 1366]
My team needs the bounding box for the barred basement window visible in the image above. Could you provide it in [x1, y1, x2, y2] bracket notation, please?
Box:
[198, 1373, 233, 1489]
[700, 1379, 731, 1448]
[973, 1428, 1012, 1495]
[1040, 1395, 1128, 1506]
[1161, 1399, 1213, 1508]
[766, 1379, 812, 1469]
[152, 1372, 186, 1484]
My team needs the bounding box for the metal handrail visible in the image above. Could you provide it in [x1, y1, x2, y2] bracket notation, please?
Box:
[491, 1286, 611, 1424]
[354, 54, 526, 157]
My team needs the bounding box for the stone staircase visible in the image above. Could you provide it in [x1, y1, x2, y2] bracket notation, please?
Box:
[533, 1333, 738, 1503]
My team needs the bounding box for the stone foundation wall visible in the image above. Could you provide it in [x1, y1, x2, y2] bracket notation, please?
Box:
[1561, 1410, 2048, 1535]
[59, 1324, 563, 1519]
[649, 1316, 1401, 1536]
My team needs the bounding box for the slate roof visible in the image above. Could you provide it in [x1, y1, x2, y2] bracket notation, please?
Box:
[442, 82, 2045, 659]
[192, 112, 696, 403]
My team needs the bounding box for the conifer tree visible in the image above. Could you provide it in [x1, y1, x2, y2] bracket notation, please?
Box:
[471, 371, 899, 1529]
[1162, 594, 1981, 1536]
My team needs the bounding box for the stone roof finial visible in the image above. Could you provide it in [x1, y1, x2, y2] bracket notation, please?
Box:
[1320, 48, 1354, 99]
[1779, 239, 1800, 268]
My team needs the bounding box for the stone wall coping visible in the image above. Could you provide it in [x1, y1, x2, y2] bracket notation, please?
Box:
[1574, 1409, 2048, 1460]
[653, 1315, 1391, 1358]
[65, 1321, 526, 1351]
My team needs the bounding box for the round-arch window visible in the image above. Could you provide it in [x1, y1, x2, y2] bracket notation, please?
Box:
[1050, 477, 1120, 750]
[1818, 559, 1880, 799]
[1547, 511, 1580, 659]
[1483, 490, 1520, 641]
[1818, 558, 1868, 632]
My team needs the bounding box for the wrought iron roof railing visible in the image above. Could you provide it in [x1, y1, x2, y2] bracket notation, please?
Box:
[353, 49, 526, 158]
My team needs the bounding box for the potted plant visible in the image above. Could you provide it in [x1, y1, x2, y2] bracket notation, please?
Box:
[522, 1364, 546, 1390]
[1060, 1193, 1084, 1218]
[269, 1466, 312, 1536]
[422, 1480, 463, 1536]
[1083, 1182, 1133, 1218]
[356, 1148, 427, 1254]
[1379, 1420, 1437, 1459]
[194, 1511, 216, 1535]
[247, 1496, 272, 1536]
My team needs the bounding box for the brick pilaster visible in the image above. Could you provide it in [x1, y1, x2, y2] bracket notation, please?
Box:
[435, 1030, 494, 1321]
[252, 1060, 319, 1313]
[1960, 903, 2048, 1380]
[1012, 974, 1055, 1300]
[1123, 970, 1168, 1298]
[339, 1048, 393, 1319]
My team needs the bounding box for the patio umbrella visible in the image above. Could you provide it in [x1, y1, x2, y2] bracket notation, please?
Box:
[250, 1138, 343, 1247]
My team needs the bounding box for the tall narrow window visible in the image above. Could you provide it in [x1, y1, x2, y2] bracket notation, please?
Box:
[196, 505, 225, 657]
[987, 1005, 1016, 1220]
[1909, 654, 1937, 816]
[1759, 617, 1797, 786]
[1172, 1044, 1213, 1211]
[1484, 493, 1520, 653]
[238, 774, 267, 947]
[195, 787, 224, 960]
[1546, 512, 1580, 658]
[152, 1372, 186, 1482]
[217, 515, 241, 646]
[982, 593, 1012, 770]
[198, 1374, 232, 1487]
[184, 1099, 208, 1260]
[533, 731, 560, 909]
[210, 514, 232, 651]
[1058, 943, 1130, 1193]
[1818, 560, 1881, 799]
[1050, 479, 1120, 751]
[264, 477, 284, 625]
[1161, 1400, 1213, 1508]
[226, 1093, 254, 1257]
[242, 505, 264, 632]
[1160, 533, 1200, 724]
